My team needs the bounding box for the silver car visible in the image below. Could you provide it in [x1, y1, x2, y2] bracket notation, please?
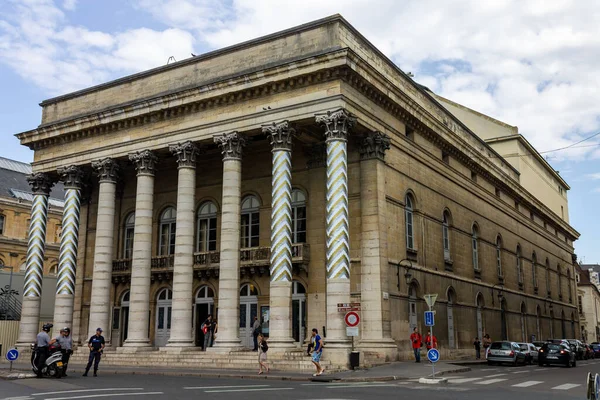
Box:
[487, 341, 527, 366]
[518, 342, 539, 364]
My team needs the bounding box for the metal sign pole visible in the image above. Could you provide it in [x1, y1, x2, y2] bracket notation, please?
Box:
[429, 303, 435, 379]
[9, 360, 12, 371]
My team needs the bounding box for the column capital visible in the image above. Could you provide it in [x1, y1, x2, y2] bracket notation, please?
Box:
[315, 108, 356, 142]
[359, 131, 391, 161]
[169, 141, 199, 168]
[262, 121, 294, 151]
[92, 158, 119, 183]
[27, 172, 54, 196]
[129, 150, 158, 176]
[57, 165, 85, 190]
[214, 132, 247, 161]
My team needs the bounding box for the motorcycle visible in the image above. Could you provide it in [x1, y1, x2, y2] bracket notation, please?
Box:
[30, 342, 64, 378]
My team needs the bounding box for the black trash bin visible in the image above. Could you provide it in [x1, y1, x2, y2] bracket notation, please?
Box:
[349, 351, 360, 369]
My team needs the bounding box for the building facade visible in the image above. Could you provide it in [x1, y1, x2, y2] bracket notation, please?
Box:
[14, 16, 579, 365]
[577, 263, 600, 343]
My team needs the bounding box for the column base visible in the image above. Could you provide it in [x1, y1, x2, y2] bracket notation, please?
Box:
[208, 339, 243, 353]
[159, 346, 202, 353]
[117, 345, 156, 354]
[320, 339, 352, 368]
[267, 337, 296, 352]
[15, 296, 41, 349]
[122, 338, 152, 349]
[358, 338, 399, 364]
[165, 338, 196, 348]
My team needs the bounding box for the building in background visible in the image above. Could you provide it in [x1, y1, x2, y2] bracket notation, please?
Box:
[576, 262, 600, 343]
[12, 15, 580, 367]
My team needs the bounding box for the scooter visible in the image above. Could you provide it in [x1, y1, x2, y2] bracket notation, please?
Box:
[31, 342, 64, 378]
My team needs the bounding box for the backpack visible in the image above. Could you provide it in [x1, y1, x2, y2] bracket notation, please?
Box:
[262, 341, 268, 352]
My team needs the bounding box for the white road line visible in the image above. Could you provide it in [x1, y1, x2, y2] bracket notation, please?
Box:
[475, 378, 508, 385]
[448, 378, 483, 384]
[483, 373, 507, 378]
[45, 393, 162, 400]
[184, 385, 269, 390]
[32, 389, 144, 396]
[511, 370, 530, 374]
[512, 381, 544, 387]
[204, 388, 294, 393]
[301, 382, 390, 386]
[326, 384, 398, 389]
[552, 383, 581, 390]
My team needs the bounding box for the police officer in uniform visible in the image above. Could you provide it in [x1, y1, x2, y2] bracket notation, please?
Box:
[34, 323, 53, 377]
[83, 328, 105, 377]
[54, 327, 73, 377]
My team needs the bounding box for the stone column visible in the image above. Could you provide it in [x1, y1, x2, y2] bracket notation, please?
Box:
[53, 166, 84, 331]
[15, 173, 53, 347]
[315, 109, 355, 355]
[88, 158, 118, 340]
[212, 132, 246, 350]
[263, 121, 295, 349]
[123, 150, 157, 349]
[166, 141, 199, 349]
[358, 132, 397, 358]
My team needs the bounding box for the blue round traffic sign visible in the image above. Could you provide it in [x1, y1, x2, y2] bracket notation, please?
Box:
[427, 348, 440, 363]
[5, 348, 19, 361]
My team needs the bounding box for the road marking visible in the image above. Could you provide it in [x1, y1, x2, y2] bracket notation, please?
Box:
[475, 378, 508, 385]
[326, 384, 398, 389]
[184, 385, 269, 390]
[483, 373, 507, 378]
[448, 378, 483, 384]
[512, 381, 544, 387]
[46, 393, 162, 400]
[511, 370, 530, 374]
[32, 390, 144, 397]
[301, 382, 390, 386]
[204, 388, 294, 393]
[552, 383, 581, 390]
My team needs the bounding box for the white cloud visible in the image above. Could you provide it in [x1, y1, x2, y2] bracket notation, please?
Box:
[62, 0, 77, 10]
[586, 173, 600, 180]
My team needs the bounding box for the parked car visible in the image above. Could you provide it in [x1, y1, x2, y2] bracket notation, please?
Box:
[532, 341, 546, 350]
[538, 342, 576, 367]
[566, 339, 585, 360]
[591, 344, 600, 358]
[584, 344, 595, 359]
[518, 342, 539, 364]
[487, 341, 527, 366]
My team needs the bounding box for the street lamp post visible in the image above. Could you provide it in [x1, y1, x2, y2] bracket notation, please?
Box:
[396, 259, 413, 290]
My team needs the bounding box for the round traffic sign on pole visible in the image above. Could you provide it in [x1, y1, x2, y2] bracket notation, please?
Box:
[5, 348, 19, 362]
[345, 311, 360, 327]
[427, 348, 440, 363]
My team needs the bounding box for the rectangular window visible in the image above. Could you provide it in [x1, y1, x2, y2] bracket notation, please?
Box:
[112, 308, 120, 330]
[472, 238, 479, 270]
[443, 225, 450, 260]
[241, 212, 260, 248]
[517, 259, 523, 284]
[124, 227, 134, 259]
[159, 223, 176, 256]
[532, 263, 537, 288]
[405, 211, 414, 250]
[0, 215, 4, 235]
[579, 296, 583, 314]
[198, 217, 217, 252]
[293, 206, 306, 244]
[496, 248, 502, 277]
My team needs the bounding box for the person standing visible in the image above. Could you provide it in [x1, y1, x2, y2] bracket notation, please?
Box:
[55, 327, 73, 377]
[410, 327, 422, 363]
[483, 334, 491, 359]
[252, 316, 261, 351]
[425, 330, 438, 350]
[473, 337, 481, 360]
[201, 314, 215, 351]
[257, 333, 269, 374]
[310, 328, 324, 376]
[34, 323, 53, 377]
[83, 328, 105, 377]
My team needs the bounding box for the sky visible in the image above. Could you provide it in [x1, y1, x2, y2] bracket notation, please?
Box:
[0, 0, 599, 262]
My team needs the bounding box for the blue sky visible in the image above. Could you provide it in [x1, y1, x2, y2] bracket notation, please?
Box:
[0, 0, 599, 263]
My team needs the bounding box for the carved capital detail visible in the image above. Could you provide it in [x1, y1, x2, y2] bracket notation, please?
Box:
[262, 120, 294, 151]
[91, 158, 119, 183]
[129, 150, 158, 176]
[360, 131, 391, 161]
[315, 108, 356, 142]
[57, 165, 84, 189]
[214, 132, 247, 161]
[169, 141, 199, 168]
[27, 172, 54, 196]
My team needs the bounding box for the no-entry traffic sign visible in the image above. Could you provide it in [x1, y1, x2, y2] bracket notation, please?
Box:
[345, 311, 360, 327]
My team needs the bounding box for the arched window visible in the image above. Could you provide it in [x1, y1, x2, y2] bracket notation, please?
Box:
[241, 196, 260, 248]
[567, 269, 573, 303]
[405, 194, 414, 250]
[123, 212, 135, 259]
[48, 264, 58, 276]
[197, 202, 218, 252]
[0, 214, 5, 235]
[532, 252, 538, 292]
[442, 211, 451, 260]
[292, 190, 307, 244]
[516, 246, 523, 288]
[240, 283, 259, 296]
[471, 225, 479, 271]
[496, 236, 503, 278]
[159, 207, 177, 256]
[558, 264, 563, 300]
[196, 285, 215, 299]
[546, 258, 551, 297]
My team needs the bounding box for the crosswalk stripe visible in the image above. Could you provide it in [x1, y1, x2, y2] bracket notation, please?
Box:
[511, 371, 530, 374]
[184, 385, 269, 390]
[512, 381, 543, 387]
[484, 373, 507, 378]
[475, 378, 508, 385]
[204, 388, 294, 393]
[448, 378, 483, 384]
[552, 383, 580, 390]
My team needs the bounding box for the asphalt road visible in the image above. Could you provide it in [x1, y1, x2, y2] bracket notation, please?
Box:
[1, 359, 599, 400]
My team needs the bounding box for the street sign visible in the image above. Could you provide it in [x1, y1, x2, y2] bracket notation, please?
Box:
[346, 327, 359, 337]
[425, 311, 435, 327]
[5, 348, 18, 362]
[345, 311, 360, 327]
[337, 303, 361, 308]
[424, 294, 438, 308]
[337, 307, 361, 312]
[427, 348, 440, 363]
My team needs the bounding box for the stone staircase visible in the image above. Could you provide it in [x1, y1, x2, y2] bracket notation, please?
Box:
[68, 348, 335, 372]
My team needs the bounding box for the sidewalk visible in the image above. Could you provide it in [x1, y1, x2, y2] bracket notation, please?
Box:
[0, 360, 471, 382]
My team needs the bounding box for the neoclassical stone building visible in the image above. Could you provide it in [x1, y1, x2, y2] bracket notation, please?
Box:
[15, 15, 579, 365]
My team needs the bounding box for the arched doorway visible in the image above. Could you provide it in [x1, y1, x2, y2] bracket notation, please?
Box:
[500, 299, 508, 340]
[520, 303, 527, 342]
[536, 306, 541, 341]
[155, 288, 173, 347]
[447, 287, 456, 349]
[195, 286, 215, 347]
[408, 282, 418, 332]
[292, 281, 307, 343]
[239, 283, 258, 349]
[120, 291, 130, 345]
[476, 293, 485, 341]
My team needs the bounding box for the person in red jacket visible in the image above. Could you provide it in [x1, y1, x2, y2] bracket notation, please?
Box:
[425, 331, 438, 350]
[410, 327, 422, 363]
